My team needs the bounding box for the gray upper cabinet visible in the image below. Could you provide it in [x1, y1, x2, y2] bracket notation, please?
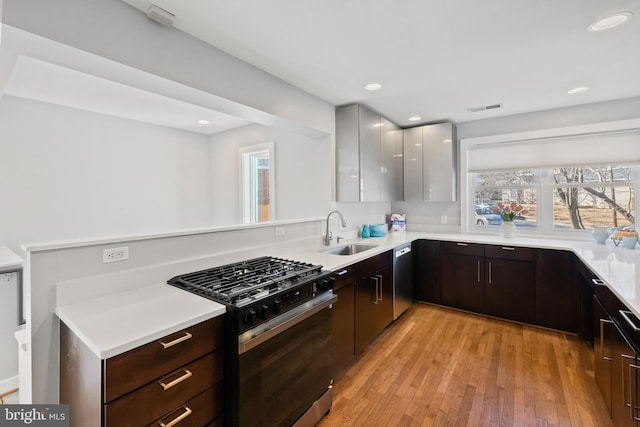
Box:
[336, 104, 403, 202]
[382, 117, 403, 201]
[403, 122, 457, 202]
[402, 127, 423, 201]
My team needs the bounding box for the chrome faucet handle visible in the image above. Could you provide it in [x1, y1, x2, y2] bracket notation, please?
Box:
[337, 236, 344, 243]
[328, 231, 333, 242]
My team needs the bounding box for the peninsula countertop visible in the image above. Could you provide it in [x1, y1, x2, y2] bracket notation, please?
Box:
[55, 230, 640, 359]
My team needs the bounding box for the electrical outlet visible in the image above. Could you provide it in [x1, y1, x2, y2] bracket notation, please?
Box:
[103, 246, 129, 263]
[440, 215, 448, 224]
[274, 227, 286, 237]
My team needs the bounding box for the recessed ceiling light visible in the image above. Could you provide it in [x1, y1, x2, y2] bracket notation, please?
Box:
[588, 12, 632, 32]
[408, 116, 421, 122]
[567, 86, 589, 95]
[364, 83, 382, 91]
[196, 119, 211, 125]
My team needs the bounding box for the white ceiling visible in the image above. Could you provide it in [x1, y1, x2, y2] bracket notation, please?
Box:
[121, 0, 640, 127]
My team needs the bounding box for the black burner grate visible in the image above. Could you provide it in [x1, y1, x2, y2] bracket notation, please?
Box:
[168, 256, 322, 304]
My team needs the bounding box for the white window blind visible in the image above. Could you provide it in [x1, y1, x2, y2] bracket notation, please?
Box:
[467, 129, 640, 171]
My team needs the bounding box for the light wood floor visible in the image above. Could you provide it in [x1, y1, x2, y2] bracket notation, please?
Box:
[318, 303, 613, 427]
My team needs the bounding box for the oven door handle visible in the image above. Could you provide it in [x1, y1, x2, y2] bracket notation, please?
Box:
[238, 292, 337, 355]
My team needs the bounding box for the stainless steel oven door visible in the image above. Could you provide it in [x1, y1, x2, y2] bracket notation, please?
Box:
[238, 291, 336, 427]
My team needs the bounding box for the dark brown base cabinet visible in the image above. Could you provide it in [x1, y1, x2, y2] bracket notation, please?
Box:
[354, 251, 393, 355]
[417, 240, 578, 333]
[331, 251, 393, 376]
[580, 258, 640, 427]
[535, 249, 577, 332]
[484, 245, 535, 324]
[331, 266, 356, 375]
[440, 242, 484, 313]
[60, 317, 224, 427]
[414, 240, 440, 303]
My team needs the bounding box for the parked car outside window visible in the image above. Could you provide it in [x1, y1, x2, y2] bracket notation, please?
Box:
[474, 204, 503, 226]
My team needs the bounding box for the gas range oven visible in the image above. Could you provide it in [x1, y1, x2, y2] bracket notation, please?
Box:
[168, 256, 336, 427]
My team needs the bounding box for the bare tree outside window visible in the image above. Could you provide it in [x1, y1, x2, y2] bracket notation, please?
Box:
[553, 166, 634, 230]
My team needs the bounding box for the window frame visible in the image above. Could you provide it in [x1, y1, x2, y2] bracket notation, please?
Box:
[460, 119, 640, 238]
[239, 142, 276, 224]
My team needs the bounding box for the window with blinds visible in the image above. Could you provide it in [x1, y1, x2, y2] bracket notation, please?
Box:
[465, 127, 640, 234]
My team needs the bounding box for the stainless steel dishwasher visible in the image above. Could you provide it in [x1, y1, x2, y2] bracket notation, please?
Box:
[393, 243, 413, 319]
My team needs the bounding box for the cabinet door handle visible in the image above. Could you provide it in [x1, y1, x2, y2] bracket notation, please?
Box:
[159, 406, 192, 427]
[488, 262, 492, 285]
[159, 331, 193, 349]
[599, 319, 614, 361]
[336, 269, 348, 276]
[477, 261, 480, 283]
[372, 276, 379, 304]
[593, 278, 605, 286]
[631, 363, 640, 422]
[159, 369, 192, 391]
[374, 274, 383, 301]
[501, 246, 515, 251]
[456, 242, 468, 247]
[622, 354, 635, 410]
[620, 310, 640, 332]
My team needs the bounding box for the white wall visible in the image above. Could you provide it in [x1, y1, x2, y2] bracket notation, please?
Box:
[0, 96, 212, 252]
[210, 123, 331, 225]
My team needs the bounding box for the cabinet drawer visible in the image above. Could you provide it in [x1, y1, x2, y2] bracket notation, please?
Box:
[146, 384, 223, 427]
[485, 245, 533, 261]
[104, 316, 223, 403]
[355, 250, 392, 277]
[440, 241, 484, 256]
[106, 351, 223, 426]
[332, 266, 355, 291]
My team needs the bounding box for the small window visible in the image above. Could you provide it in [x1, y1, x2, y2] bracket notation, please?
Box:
[240, 142, 275, 224]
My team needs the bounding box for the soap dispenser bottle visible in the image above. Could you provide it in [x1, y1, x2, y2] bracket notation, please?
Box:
[362, 224, 370, 238]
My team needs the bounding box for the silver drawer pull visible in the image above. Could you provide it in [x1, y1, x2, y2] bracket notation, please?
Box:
[456, 242, 468, 247]
[159, 406, 192, 427]
[335, 269, 348, 276]
[592, 278, 605, 286]
[159, 370, 192, 391]
[501, 246, 515, 251]
[159, 331, 193, 349]
[620, 310, 640, 332]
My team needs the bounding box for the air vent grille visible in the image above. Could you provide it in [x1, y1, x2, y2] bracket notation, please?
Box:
[468, 103, 503, 113]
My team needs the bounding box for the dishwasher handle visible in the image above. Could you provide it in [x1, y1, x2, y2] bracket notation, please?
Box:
[395, 246, 411, 257]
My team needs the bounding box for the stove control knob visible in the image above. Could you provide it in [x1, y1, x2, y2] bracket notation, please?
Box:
[273, 299, 282, 315]
[318, 277, 334, 292]
[243, 309, 257, 326]
[258, 304, 270, 319]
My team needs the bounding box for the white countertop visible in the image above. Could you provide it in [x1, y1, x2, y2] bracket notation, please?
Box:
[55, 283, 225, 359]
[269, 231, 640, 319]
[54, 230, 640, 359]
[0, 246, 23, 270]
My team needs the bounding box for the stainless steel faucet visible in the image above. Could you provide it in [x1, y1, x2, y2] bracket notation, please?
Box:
[324, 210, 347, 245]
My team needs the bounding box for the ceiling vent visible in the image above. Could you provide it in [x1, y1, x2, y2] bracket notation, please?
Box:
[468, 103, 503, 113]
[146, 4, 175, 27]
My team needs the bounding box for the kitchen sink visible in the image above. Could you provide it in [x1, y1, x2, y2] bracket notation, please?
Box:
[320, 243, 377, 256]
